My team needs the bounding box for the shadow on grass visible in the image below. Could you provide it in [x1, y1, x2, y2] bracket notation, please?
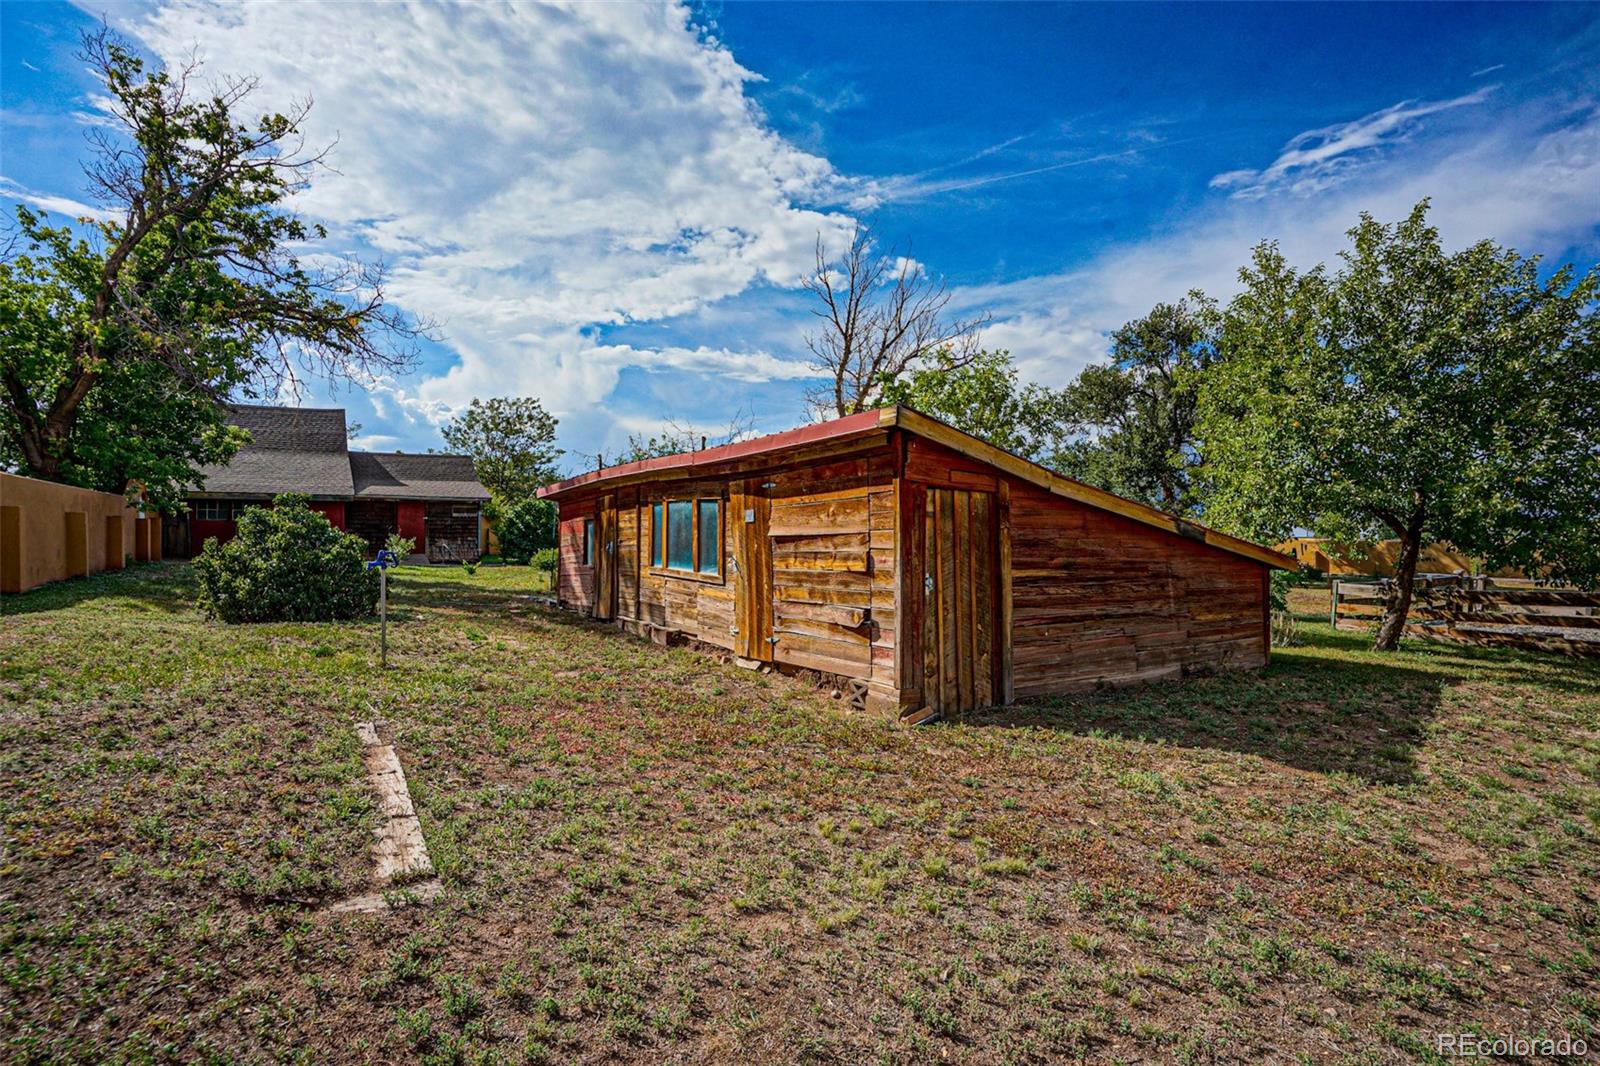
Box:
[382, 574, 554, 613]
[971, 623, 1599, 786]
[0, 562, 196, 617]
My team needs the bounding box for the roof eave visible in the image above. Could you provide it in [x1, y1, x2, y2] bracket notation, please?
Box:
[536, 409, 886, 498]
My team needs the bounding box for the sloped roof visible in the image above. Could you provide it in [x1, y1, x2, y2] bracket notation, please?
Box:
[188, 405, 488, 502]
[350, 452, 489, 501]
[538, 406, 1294, 571]
[190, 405, 354, 497]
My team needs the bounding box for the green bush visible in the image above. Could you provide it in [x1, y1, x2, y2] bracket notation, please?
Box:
[1268, 569, 1298, 613]
[530, 547, 558, 575]
[496, 497, 557, 564]
[385, 532, 416, 559]
[194, 493, 380, 623]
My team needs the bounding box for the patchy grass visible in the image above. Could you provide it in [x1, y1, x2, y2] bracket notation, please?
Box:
[1, 562, 1596, 1063]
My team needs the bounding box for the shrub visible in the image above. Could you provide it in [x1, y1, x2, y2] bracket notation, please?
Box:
[530, 547, 558, 574]
[385, 533, 416, 559]
[194, 493, 380, 623]
[496, 497, 557, 564]
[1268, 569, 1298, 613]
[461, 560, 478, 576]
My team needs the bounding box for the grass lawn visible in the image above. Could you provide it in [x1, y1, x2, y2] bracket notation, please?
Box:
[2, 564, 1597, 1063]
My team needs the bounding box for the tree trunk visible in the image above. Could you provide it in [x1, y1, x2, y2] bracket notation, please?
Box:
[1373, 515, 1425, 652]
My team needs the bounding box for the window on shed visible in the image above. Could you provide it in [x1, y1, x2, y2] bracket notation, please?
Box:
[666, 501, 694, 571]
[582, 519, 595, 566]
[697, 499, 720, 574]
[651, 503, 663, 567]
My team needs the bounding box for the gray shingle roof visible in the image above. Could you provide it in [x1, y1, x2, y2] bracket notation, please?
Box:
[189, 405, 354, 497]
[350, 452, 489, 501]
[188, 405, 488, 502]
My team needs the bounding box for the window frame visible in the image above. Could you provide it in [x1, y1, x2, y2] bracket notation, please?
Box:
[651, 502, 664, 568]
[581, 518, 595, 567]
[193, 498, 244, 521]
[648, 493, 724, 583]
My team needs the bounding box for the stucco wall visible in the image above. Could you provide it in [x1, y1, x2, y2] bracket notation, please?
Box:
[1, 471, 150, 595]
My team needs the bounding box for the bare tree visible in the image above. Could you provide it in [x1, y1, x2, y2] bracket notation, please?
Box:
[617, 404, 759, 464]
[803, 222, 988, 418]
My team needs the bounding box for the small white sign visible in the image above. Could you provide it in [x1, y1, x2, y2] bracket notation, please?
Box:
[744, 508, 755, 523]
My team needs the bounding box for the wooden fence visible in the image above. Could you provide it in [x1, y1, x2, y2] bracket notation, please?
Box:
[1331, 575, 1600, 656]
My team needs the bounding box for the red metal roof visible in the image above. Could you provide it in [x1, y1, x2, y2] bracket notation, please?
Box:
[537, 409, 884, 498]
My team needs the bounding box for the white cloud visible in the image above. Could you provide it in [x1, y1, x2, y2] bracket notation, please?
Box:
[1209, 87, 1496, 199]
[117, 1, 859, 448]
[956, 97, 1600, 388]
[0, 177, 118, 221]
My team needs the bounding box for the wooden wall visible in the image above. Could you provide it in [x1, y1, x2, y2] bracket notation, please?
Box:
[424, 504, 482, 563]
[1005, 479, 1268, 695]
[630, 479, 736, 651]
[553, 445, 900, 710]
[765, 451, 898, 706]
[557, 512, 595, 613]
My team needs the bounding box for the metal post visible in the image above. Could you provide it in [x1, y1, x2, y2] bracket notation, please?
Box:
[380, 565, 388, 668]
[368, 549, 397, 670]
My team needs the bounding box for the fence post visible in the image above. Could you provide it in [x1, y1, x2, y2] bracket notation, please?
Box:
[1330, 580, 1339, 630]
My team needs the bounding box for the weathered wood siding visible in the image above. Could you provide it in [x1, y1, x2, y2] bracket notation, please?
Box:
[1006, 480, 1268, 694]
[554, 445, 900, 707]
[766, 451, 897, 703]
[557, 511, 595, 613]
[632, 478, 735, 651]
[424, 503, 481, 562]
[551, 428, 1271, 716]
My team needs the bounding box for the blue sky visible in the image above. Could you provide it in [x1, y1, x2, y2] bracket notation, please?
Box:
[4, 2, 1598, 472]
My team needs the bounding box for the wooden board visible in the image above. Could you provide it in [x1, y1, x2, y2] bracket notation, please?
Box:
[594, 494, 617, 621]
[921, 487, 997, 718]
[731, 477, 773, 660]
[997, 480, 1014, 704]
[1004, 479, 1269, 696]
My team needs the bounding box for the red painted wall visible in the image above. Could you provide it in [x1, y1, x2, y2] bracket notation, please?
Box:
[191, 519, 237, 550]
[310, 501, 346, 530]
[397, 501, 426, 545]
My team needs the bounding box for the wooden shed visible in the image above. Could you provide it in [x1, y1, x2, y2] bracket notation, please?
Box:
[537, 407, 1295, 721]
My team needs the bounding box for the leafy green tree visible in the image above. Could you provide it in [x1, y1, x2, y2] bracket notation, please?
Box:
[441, 397, 562, 503]
[0, 29, 418, 510]
[878, 348, 1066, 461]
[496, 497, 558, 564]
[1050, 295, 1220, 513]
[1196, 201, 1600, 650]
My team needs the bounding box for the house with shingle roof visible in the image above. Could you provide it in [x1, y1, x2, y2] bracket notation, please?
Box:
[169, 405, 489, 562]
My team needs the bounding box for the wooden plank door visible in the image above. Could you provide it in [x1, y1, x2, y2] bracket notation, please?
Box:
[731, 477, 774, 661]
[594, 494, 618, 621]
[921, 488, 996, 718]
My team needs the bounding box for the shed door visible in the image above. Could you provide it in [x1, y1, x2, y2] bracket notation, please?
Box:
[594, 494, 618, 621]
[731, 478, 773, 660]
[922, 488, 997, 718]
